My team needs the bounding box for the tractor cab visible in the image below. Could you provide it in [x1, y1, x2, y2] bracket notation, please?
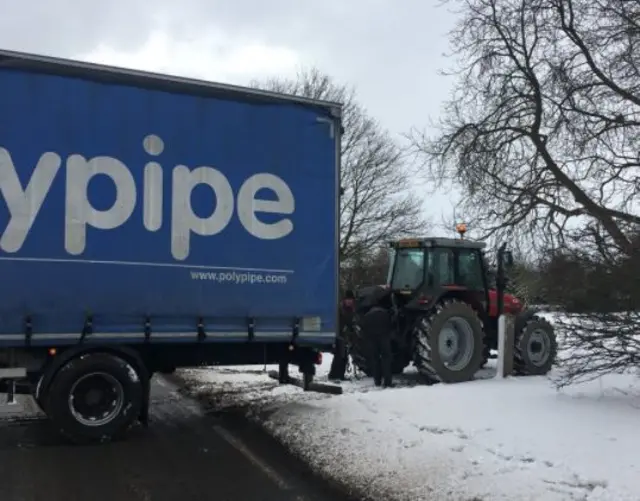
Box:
[387, 236, 489, 294]
[385, 222, 517, 316]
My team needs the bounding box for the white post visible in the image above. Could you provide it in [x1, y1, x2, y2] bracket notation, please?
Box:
[496, 315, 506, 379]
[495, 314, 514, 379]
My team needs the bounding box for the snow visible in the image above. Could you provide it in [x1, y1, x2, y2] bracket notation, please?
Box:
[179, 313, 640, 501]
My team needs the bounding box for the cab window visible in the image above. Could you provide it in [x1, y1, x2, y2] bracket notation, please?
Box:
[457, 248, 485, 290]
[429, 248, 455, 285]
[390, 249, 425, 290]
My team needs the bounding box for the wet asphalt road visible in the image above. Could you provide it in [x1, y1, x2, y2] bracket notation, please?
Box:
[0, 376, 355, 501]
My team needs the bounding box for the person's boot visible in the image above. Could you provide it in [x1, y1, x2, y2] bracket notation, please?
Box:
[373, 365, 382, 386]
[383, 365, 393, 388]
[381, 359, 393, 388]
[373, 362, 382, 386]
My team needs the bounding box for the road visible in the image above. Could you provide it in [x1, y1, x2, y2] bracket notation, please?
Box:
[0, 376, 356, 501]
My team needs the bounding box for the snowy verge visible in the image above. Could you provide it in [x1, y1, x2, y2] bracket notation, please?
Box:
[178, 314, 640, 501]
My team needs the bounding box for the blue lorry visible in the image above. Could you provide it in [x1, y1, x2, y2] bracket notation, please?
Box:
[0, 49, 341, 443]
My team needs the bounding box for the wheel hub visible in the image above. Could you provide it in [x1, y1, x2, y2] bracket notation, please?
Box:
[527, 329, 551, 367]
[438, 316, 475, 371]
[439, 329, 460, 358]
[85, 388, 103, 406]
[68, 372, 124, 427]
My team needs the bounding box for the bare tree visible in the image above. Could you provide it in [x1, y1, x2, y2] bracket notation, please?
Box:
[547, 244, 640, 387]
[252, 68, 425, 261]
[409, 0, 640, 258]
[408, 0, 640, 383]
[341, 245, 390, 292]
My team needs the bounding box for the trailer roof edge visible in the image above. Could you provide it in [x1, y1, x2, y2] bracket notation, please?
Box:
[0, 48, 343, 116]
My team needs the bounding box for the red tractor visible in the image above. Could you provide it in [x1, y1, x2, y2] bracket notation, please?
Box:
[346, 234, 557, 383]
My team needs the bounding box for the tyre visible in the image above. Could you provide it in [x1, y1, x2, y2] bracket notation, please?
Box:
[413, 299, 486, 384]
[513, 315, 557, 376]
[44, 352, 143, 445]
[34, 374, 48, 413]
[348, 309, 407, 376]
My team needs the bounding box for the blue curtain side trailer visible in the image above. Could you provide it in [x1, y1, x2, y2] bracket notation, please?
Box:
[0, 49, 341, 444]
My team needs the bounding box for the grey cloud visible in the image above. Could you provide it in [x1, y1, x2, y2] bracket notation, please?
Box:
[156, 1, 457, 133]
[0, 0, 459, 220]
[0, 0, 156, 55]
[0, 1, 456, 133]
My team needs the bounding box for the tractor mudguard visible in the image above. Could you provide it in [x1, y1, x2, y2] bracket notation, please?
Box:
[405, 288, 477, 313]
[404, 296, 437, 311]
[355, 285, 391, 314]
[514, 308, 543, 334]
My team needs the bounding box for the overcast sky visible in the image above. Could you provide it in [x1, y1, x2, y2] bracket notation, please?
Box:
[0, 0, 461, 227]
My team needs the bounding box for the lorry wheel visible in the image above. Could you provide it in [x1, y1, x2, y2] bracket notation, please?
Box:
[514, 315, 557, 376]
[413, 299, 486, 384]
[34, 374, 48, 413]
[44, 352, 143, 445]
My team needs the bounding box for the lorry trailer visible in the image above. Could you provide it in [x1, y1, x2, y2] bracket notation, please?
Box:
[0, 49, 341, 443]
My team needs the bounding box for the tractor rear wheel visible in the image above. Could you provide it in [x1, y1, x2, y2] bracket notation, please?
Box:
[348, 310, 407, 377]
[514, 315, 557, 376]
[413, 299, 486, 384]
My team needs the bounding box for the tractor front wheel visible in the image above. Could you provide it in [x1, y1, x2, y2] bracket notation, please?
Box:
[413, 299, 486, 384]
[514, 315, 557, 376]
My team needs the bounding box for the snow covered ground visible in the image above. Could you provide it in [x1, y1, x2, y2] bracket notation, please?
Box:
[179, 314, 640, 501]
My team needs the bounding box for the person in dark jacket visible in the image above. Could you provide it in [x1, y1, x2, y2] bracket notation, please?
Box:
[360, 304, 394, 388]
[328, 289, 356, 381]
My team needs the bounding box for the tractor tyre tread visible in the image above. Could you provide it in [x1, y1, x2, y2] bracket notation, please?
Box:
[513, 315, 557, 376]
[413, 299, 486, 384]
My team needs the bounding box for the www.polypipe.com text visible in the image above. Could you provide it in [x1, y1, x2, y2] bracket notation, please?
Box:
[190, 270, 288, 285]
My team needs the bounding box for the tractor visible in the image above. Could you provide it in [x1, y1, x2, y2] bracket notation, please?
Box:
[345, 230, 557, 384]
